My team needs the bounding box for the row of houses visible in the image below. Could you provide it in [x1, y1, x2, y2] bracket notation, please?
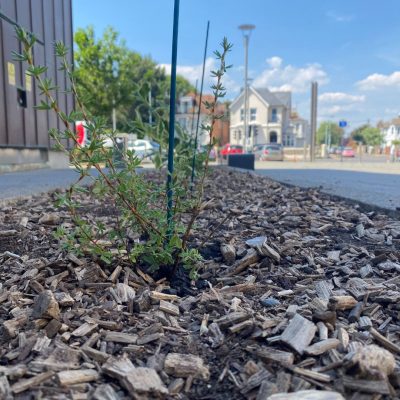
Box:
[176, 87, 310, 148]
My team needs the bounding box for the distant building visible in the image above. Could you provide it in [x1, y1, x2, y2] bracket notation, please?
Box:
[378, 117, 400, 146]
[229, 87, 293, 147]
[289, 110, 310, 147]
[176, 93, 229, 146]
[0, 0, 73, 166]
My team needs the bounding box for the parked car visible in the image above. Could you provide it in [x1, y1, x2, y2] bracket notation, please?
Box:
[335, 147, 344, 155]
[220, 144, 244, 159]
[252, 144, 265, 153]
[341, 147, 355, 157]
[200, 145, 216, 160]
[328, 146, 337, 154]
[255, 144, 284, 161]
[128, 139, 157, 157]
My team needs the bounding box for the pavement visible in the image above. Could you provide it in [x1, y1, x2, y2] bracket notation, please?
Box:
[255, 160, 400, 211]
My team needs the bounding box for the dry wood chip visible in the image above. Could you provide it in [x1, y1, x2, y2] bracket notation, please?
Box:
[104, 332, 138, 344]
[32, 290, 60, 320]
[102, 357, 136, 380]
[164, 353, 210, 380]
[57, 369, 99, 386]
[281, 314, 316, 355]
[123, 367, 168, 397]
[159, 300, 179, 316]
[92, 384, 121, 400]
[11, 371, 54, 394]
[71, 322, 98, 337]
[342, 375, 390, 394]
[267, 390, 345, 400]
[304, 339, 340, 356]
[252, 346, 294, 366]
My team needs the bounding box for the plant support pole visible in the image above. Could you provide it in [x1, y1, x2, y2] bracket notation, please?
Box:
[190, 79, 198, 136]
[166, 0, 180, 237]
[191, 20, 210, 185]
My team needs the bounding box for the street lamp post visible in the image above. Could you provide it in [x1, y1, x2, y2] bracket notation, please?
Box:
[239, 24, 255, 152]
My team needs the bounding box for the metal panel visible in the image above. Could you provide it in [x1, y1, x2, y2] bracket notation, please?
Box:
[63, 0, 74, 148]
[31, 0, 48, 146]
[1, 0, 25, 146]
[0, 0, 73, 150]
[16, 0, 37, 146]
[54, 0, 66, 130]
[63, 0, 73, 115]
[0, 19, 8, 144]
[42, 0, 57, 147]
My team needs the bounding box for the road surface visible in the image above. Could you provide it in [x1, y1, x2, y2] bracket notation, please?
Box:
[1, 164, 399, 211]
[0, 168, 82, 202]
[256, 167, 400, 211]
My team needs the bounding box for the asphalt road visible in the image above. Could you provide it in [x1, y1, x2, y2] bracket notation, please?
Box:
[0, 168, 81, 202]
[1, 165, 399, 211]
[256, 168, 400, 211]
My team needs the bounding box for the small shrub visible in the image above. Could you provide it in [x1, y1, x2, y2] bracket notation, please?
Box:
[14, 27, 232, 281]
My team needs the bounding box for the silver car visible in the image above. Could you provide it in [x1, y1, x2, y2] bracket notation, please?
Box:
[255, 144, 284, 161]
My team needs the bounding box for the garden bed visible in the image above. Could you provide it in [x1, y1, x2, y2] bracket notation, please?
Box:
[0, 168, 400, 399]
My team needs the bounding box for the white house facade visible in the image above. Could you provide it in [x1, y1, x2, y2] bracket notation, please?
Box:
[229, 87, 293, 148]
[289, 112, 310, 147]
[379, 117, 400, 146]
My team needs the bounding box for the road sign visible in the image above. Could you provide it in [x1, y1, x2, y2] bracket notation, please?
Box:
[339, 120, 347, 128]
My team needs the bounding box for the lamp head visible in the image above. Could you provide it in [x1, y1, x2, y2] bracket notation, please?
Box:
[238, 24, 256, 31]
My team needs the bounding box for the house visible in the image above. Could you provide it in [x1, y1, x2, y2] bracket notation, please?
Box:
[378, 117, 400, 146]
[229, 87, 293, 148]
[176, 93, 230, 146]
[0, 0, 73, 167]
[289, 110, 310, 147]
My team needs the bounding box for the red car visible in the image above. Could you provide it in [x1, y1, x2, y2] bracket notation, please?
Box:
[220, 144, 244, 159]
[342, 147, 355, 157]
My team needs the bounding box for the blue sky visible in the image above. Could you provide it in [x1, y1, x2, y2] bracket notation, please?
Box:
[73, 0, 400, 130]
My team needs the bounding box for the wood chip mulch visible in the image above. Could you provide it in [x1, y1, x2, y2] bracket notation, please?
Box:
[0, 168, 400, 400]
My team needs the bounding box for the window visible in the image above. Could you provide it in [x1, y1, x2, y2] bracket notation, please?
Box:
[240, 108, 244, 121]
[270, 131, 278, 143]
[250, 108, 257, 121]
[271, 108, 278, 123]
[238, 130, 242, 141]
[282, 133, 294, 147]
[182, 101, 190, 114]
[178, 118, 187, 130]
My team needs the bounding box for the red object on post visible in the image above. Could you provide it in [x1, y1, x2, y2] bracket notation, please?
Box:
[75, 121, 86, 146]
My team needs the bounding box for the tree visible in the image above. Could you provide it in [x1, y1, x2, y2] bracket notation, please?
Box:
[350, 125, 384, 146]
[316, 121, 344, 146]
[360, 127, 384, 146]
[351, 124, 369, 143]
[74, 26, 194, 130]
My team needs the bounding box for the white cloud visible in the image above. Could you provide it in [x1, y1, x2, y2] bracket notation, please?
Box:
[267, 56, 283, 69]
[159, 57, 240, 94]
[326, 11, 354, 22]
[319, 92, 365, 103]
[253, 56, 329, 93]
[356, 71, 400, 90]
[320, 104, 359, 116]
